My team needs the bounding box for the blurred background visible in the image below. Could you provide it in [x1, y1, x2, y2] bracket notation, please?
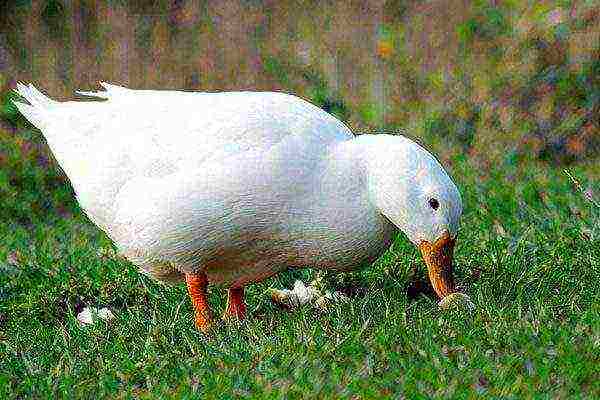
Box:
[0, 0, 598, 223]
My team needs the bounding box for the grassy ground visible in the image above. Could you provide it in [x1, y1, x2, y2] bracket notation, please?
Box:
[1, 1, 598, 397]
[0, 155, 598, 399]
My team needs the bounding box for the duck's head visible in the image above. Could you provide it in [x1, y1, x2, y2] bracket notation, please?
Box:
[362, 135, 463, 299]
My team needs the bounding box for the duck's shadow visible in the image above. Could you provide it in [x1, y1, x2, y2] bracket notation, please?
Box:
[322, 272, 438, 302]
[405, 277, 437, 301]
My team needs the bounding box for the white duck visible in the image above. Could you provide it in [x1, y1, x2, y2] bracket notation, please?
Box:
[14, 82, 464, 330]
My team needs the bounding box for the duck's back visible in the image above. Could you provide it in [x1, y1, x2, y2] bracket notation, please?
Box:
[14, 84, 353, 232]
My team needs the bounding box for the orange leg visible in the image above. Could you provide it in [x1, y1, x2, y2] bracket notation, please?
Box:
[223, 287, 246, 320]
[185, 273, 212, 332]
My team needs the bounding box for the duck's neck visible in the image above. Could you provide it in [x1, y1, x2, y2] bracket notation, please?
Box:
[323, 134, 399, 215]
[327, 134, 412, 192]
[327, 134, 418, 242]
[302, 135, 398, 270]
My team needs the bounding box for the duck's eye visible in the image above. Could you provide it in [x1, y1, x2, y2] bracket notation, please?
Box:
[428, 198, 440, 210]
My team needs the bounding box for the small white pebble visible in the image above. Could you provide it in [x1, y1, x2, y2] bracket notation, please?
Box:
[292, 280, 319, 305]
[270, 280, 348, 311]
[96, 308, 115, 321]
[76, 308, 94, 325]
[77, 307, 115, 325]
[270, 280, 320, 308]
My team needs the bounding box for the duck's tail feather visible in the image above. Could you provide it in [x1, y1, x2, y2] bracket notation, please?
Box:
[12, 82, 57, 130]
[76, 81, 127, 99]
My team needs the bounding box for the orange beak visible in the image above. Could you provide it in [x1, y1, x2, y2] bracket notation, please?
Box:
[418, 231, 456, 299]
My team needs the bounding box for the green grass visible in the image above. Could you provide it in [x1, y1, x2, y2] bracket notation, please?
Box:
[1, 1, 599, 396]
[1, 157, 599, 399]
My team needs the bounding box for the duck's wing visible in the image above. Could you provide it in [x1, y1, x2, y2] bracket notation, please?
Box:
[13, 83, 353, 231]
